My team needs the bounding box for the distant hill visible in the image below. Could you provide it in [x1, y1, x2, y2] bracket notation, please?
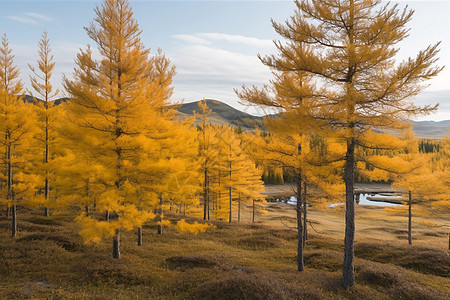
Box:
[410, 120, 450, 139]
[23, 95, 68, 106]
[21, 96, 449, 139]
[177, 99, 263, 129]
[178, 99, 449, 139]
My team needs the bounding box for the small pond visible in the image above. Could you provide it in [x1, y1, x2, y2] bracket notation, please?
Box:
[271, 193, 404, 207]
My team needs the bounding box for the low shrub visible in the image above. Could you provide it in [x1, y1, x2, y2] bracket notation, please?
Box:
[355, 243, 450, 277]
[165, 255, 218, 271]
[192, 272, 292, 300]
[17, 233, 83, 252]
[304, 250, 342, 272]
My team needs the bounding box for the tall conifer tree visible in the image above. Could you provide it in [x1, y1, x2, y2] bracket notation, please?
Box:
[0, 35, 36, 238]
[28, 31, 60, 217]
[237, 0, 442, 287]
[64, 0, 177, 258]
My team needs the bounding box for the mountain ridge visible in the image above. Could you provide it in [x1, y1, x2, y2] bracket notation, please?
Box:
[178, 99, 449, 139]
[20, 96, 449, 139]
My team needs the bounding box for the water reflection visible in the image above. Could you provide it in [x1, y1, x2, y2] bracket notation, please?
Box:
[271, 193, 403, 207]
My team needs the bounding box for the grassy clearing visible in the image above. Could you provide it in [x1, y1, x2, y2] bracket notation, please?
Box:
[0, 201, 448, 299]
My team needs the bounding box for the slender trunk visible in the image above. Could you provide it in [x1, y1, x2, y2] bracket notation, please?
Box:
[105, 210, 110, 221]
[42, 60, 50, 218]
[11, 204, 17, 238]
[252, 200, 255, 223]
[342, 138, 356, 288]
[203, 166, 208, 220]
[296, 173, 304, 272]
[408, 191, 412, 245]
[228, 186, 232, 223]
[137, 226, 142, 246]
[6, 206, 10, 218]
[44, 173, 49, 217]
[228, 161, 232, 223]
[218, 171, 221, 213]
[303, 181, 308, 243]
[7, 143, 16, 238]
[85, 180, 90, 216]
[112, 229, 120, 259]
[238, 193, 241, 223]
[157, 195, 163, 235]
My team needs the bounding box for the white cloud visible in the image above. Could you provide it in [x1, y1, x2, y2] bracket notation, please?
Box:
[7, 12, 52, 25]
[173, 34, 210, 45]
[169, 32, 276, 111]
[7, 15, 37, 25]
[25, 12, 52, 22]
[172, 44, 271, 83]
[197, 33, 273, 48]
[173, 32, 273, 48]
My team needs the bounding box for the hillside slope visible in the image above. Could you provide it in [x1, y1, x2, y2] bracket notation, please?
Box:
[178, 99, 449, 139]
[177, 99, 263, 129]
[22, 96, 449, 138]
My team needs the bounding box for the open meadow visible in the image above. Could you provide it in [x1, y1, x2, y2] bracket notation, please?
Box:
[0, 193, 448, 299]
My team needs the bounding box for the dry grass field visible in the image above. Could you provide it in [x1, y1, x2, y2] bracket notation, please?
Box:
[0, 190, 448, 299]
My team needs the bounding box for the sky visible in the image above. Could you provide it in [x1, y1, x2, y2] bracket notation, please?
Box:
[0, 0, 449, 121]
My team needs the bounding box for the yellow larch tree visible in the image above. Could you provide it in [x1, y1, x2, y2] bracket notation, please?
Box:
[0, 34, 37, 238]
[195, 99, 219, 220]
[27, 31, 61, 217]
[237, 0, 442, 287]
[393, 134, 449, 248]
[215, 126, 264, 223]
[63, 0, 182, 258]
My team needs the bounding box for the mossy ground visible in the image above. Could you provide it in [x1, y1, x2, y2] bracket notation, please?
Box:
[0, 200, 448, 299]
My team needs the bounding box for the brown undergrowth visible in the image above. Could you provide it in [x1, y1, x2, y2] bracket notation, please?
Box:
[0, 205, 448, 299]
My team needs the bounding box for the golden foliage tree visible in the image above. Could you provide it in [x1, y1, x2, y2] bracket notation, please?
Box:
[63, 0, 182, 258]
[0, 34, 36, 238]
[28, 31, 61, 217]
[237, 0, 442, 287]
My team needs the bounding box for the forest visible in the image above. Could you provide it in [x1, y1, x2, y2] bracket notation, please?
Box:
[0, 0, 448, 299]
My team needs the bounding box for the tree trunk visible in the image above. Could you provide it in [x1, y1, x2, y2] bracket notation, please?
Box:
[11, 204, 17, 238]
[303, 181, 308, 243]
[203, 167, 208, 220]
[157, 195, 163, 235]
[44, 103, 50, 218]
[296, 173, 304, 272]
[408, 191, 412, 245]
[6, 206, 10, 218]
[238, 193, 241, 223]
[85, 205, 90, 216]
[44, 175, 49, 217]
[105, 210, 110, 221]
[342, 138, 356, 288]
[228, 186, 232, 223]
[137, 226, 142, 246]
[112, 229, 120, 259]
[252, 200, 255, 223]
[228, 161, 232, 223]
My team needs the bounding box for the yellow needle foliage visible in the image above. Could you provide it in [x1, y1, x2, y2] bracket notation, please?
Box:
[26, 31, 64, 215]
[0, 35, 37, 237]
[62, 0, 198, 256]
[236, 0, 442, 287]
